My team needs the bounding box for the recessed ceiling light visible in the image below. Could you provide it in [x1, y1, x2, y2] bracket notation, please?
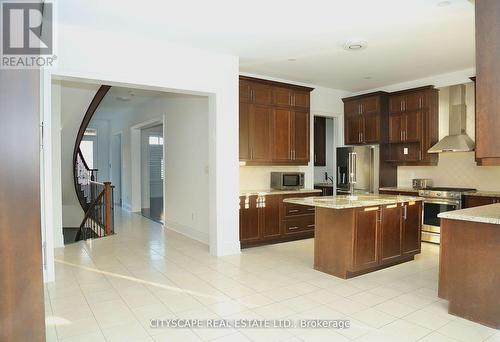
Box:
[437, 1, 451, 7]
[364, 76, 372, 80]
[343, 40, 367, 51]
[116, 96, 131, 101]
[287, 58, 297, 62]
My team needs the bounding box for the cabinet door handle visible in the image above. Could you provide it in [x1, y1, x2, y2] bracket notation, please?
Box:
[403, 205, 407, 220]
[314, 154, 317, 163]
[307, 224, 315, 228]
[307, 208, 315, 211]
[289, 226, 300, 230]
[400, 131, 403, 141]
[379, 209, 383, 223]
[288, 209, 299, 213]
[400, 101, 403, 111]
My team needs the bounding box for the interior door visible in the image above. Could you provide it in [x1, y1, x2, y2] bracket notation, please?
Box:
[0, 70, 45, 341]
[272, 108, 292, 161]
[111, 134, 122, 205]
[292, 109, 309, 162]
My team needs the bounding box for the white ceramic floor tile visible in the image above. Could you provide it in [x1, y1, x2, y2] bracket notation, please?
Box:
[403, 307, 454, 330]
[378, 319, 432, 341]
[373, 299, 418, 318]
[437, 318, 498, 342]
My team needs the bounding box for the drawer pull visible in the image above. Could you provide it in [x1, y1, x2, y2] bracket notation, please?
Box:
[288, 226, 300, 230]
[307, 224, 315, 228]
[288, 209, 300, 213]
[307, 208, 315, 211]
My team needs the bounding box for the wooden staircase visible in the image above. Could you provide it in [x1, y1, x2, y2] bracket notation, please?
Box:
[71, 85, 115, 243]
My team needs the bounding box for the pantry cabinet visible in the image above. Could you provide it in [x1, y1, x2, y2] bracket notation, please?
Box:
[239, 76, 313, 165]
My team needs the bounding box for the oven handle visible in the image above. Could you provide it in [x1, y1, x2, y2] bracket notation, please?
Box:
[423, 199, 461, 206]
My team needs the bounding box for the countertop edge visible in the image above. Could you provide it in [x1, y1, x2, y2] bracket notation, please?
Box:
[438, 203, 500, 225]
[239, 189, 322, 196]
[283, 195, 423, 210]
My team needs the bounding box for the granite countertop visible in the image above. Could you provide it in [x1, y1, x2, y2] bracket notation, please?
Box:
[283, 194, 422, 210]
[438, 203, 500, 225]
[379, 187, 419, 193]
[239, 189, 322, 196]
[466, 191, 500, 198]
[314, 183, 334, 187]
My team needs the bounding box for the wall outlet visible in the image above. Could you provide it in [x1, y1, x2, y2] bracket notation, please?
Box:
[403, 147, 409, 155]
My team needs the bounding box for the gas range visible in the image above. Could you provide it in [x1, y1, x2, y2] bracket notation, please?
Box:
[418, 187, 477, 200]
[418, 187, 477, 244]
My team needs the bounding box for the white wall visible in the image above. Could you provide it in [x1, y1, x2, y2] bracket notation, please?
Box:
[42, 22, 240, 284]
[398, 82, 500, 191]
[314, 117, 334, 184]
[238, 73, 348, 190]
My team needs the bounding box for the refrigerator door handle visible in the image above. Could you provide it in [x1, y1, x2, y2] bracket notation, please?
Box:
[352, 152, 357, 183]
[347, 152, 352, 183]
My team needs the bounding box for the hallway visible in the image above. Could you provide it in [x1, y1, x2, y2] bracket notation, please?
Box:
[44, 209, 498, 342]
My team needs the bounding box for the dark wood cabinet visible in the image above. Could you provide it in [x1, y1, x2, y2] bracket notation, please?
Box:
[380, 204, 403, 263]
[239, 191, 318, 248]
[239, 195, 260, 244]
[464, 195, 499, 208]
[239, 76, 313, 165]
[386, 86, 439, 166]
[353, 208, 380, 271]
[314, 116, 326, 166]
[342, 92, 388, 145]
[402, 201, 422, 255]
[475, 0, 500, 165]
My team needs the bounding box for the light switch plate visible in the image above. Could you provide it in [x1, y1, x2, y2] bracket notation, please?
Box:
[403, 147, 409, 155]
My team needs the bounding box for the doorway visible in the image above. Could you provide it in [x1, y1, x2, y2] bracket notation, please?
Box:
[313, 116, 335, 195]
[141, 124, 164, 223]
[111, 133, 122, 206]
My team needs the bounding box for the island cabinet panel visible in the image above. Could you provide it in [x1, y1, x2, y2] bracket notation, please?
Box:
[402, 201, 422, 255]
[380, 204, 403, 263]
[239, 76, 313, 165]
[262, 195, 281, 239]
[352, 207, 380, 271]
[314, 200, 422, 279]
[464, 195, 499, 208]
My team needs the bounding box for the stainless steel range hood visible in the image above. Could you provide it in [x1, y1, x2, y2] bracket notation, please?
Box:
[428, 84, 475, 153]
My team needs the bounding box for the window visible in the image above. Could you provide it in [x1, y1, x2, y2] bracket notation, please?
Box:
[149, 135, 163, 145]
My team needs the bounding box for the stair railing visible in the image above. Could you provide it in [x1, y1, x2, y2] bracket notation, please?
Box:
[76, 181, 114, 241]
[75, 148, 99, 211]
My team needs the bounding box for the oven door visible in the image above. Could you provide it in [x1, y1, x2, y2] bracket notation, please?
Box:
[422, 199, 460, 233]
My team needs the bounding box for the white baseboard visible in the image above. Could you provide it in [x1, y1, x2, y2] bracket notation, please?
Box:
[164, 219, 209, 245]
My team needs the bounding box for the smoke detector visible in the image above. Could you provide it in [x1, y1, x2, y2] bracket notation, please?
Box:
[343, 40, 367, 51]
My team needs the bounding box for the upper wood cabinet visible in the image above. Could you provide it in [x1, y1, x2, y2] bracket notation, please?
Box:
[314, 116, 326, 166]
[386, 86, 439, 166]
[342, 92, 388, 145]
[239, 76, 313, 165]
[475, 0, 500, 165]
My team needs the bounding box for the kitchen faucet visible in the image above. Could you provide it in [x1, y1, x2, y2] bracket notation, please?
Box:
[324, 172, 334, 184]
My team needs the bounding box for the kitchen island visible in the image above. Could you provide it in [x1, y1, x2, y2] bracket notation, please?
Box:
[438, 204, 500, 329]
[284, 195, 423, 279]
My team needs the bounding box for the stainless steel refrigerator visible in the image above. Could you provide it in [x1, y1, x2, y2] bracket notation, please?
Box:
[336, 146, 378, 195]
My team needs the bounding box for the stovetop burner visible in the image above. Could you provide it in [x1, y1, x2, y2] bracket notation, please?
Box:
[424, 187, 477, 192]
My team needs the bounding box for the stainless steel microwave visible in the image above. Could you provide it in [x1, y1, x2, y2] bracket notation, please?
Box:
[271, 172, 305, 190]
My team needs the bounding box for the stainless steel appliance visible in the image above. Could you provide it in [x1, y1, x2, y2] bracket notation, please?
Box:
[336, 146, 377, 195]
[412, 178, 432, 190]
[271, 172, 305, 190]
[419, 187, 476, 243]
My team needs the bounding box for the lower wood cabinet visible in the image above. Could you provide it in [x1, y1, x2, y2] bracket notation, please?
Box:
[352, 201, 422, 274]
[239, 192, 317, 248]
[464, 195, 499, 208]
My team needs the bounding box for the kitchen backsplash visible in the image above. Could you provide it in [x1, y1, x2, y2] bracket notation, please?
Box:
[240, 165, 311, 190]
[398, 152, 500, 191]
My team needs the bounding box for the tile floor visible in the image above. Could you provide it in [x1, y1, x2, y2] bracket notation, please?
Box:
[45, 209, 499, 342]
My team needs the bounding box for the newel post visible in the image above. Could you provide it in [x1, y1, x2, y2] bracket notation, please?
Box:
[104, 182, 112, 235]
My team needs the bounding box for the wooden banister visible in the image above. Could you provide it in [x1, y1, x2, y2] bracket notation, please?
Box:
[104, 182, 112, 236]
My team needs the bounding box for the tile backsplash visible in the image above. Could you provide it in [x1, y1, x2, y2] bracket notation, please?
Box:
[398, 152, 500, 191]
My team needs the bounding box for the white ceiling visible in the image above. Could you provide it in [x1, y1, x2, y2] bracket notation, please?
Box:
[58, 0, 475, 92]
